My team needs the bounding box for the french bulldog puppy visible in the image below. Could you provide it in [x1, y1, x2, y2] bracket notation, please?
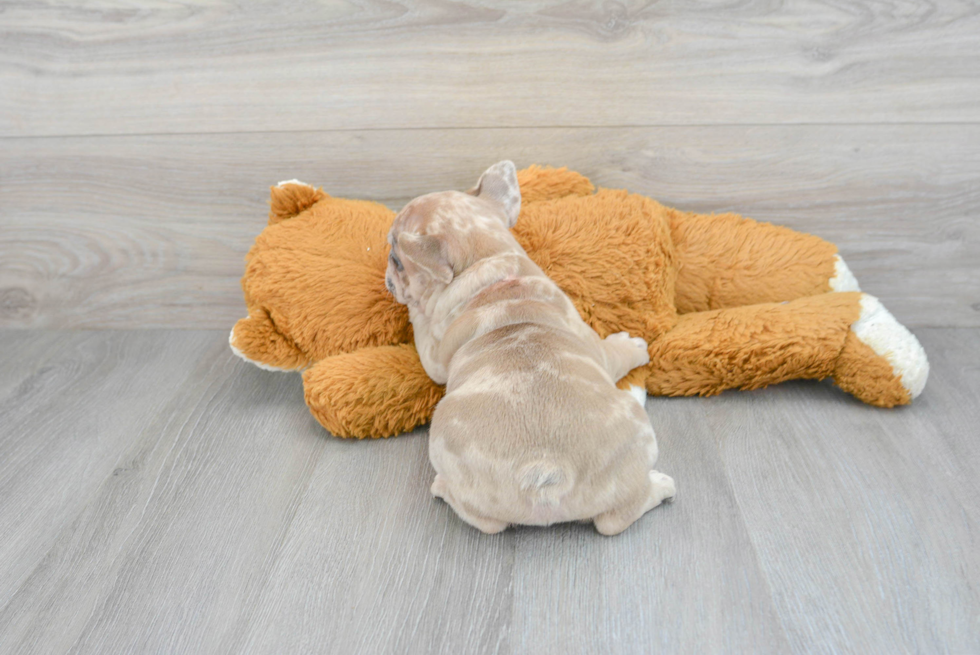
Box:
[385, 161, 675, 535]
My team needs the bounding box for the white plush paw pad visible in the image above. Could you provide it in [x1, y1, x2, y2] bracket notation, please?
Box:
[627, 384, 648, 407]
[852, 294, 929, 398]
[649, 470, 676, 504]
[228, 329, 296, 373]
[276, 179, 313, 188]
[830, 255, 861, 292]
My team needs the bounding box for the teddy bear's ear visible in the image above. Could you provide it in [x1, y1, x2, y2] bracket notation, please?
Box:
[467, 160, 521, 228]
[268, 181, 326, 225]
[516, 166, 595, 203]
[230, 311, 311, 371]
[397, 232, 454, 285]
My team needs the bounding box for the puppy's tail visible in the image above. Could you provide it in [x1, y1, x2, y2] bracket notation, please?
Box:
[518, 460, 573, 507]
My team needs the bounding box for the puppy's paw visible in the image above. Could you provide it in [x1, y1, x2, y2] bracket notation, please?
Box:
[432, 474, 509, 534]
[595, 470, 675, 536]
[649, 470, 676, 506]
[606, 331, 650, 367]
[431, 474, 449, 499]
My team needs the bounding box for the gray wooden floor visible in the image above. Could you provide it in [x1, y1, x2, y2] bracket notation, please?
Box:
[0, 329, 978, 654]
[2, 2, 979, 653]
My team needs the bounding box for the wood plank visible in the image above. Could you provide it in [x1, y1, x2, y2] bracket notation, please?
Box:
[225, 427, 519, 655]
[0, 332, 324, 654]
[1, 329, 977, 652]
[0, 331, 72, 397]
[2, 1, 979, 137]
[715, 328, 980, 653]
[228, 375, 790, 654]
[2, 125, 976, 329]
[0, 331, 221, 612]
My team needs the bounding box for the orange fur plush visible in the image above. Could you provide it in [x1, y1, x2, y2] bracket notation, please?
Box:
[230, 166, 929, 438]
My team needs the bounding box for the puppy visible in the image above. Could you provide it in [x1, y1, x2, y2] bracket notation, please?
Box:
[385, 161, 675, 535]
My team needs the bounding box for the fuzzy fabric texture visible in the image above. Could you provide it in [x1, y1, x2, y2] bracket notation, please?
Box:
[230, 166, 927, 438]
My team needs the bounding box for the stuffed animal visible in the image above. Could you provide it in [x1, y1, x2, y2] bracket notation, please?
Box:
[230, 166, 929, 438]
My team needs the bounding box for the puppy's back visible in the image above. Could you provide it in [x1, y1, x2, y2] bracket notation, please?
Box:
[430, 322, 653, 526]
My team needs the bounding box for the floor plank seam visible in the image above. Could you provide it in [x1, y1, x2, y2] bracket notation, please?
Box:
[224, 434, 326, 655]
[715, 447, 796, 652]
[5, 121, 980, 141]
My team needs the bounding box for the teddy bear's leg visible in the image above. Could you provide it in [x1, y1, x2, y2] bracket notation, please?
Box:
[644, 292, 928, 407]
[667, 207, 860, 313]
[302, 344, 445, 438]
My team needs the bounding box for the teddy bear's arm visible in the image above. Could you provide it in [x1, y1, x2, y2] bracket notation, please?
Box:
[303, 343, 445, 438]
[666, 207, 857, 313]
[642, 292, 928, 407]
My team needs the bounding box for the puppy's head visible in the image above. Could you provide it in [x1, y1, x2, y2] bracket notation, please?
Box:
[386, 161, 521, 306]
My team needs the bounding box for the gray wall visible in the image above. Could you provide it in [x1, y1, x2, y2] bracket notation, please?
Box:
[1, 3, 977, 330]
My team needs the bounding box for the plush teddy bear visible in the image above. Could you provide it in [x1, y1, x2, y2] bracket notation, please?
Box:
[230, 166, 929, 439]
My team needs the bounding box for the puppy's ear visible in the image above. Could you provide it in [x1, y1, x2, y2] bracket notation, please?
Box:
[397, 232, 453, 285]
[467, 160, 521, 228]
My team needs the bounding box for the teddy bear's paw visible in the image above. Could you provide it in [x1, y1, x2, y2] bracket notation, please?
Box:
[626, 384, 648, 407]
[852, 294, 929, 399]
[829, 254, 861, 292]
[835, 294, 929, 406]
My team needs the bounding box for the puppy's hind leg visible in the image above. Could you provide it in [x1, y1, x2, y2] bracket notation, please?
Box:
[593, 470, 676, 536]
[599, 332, 651, 381]
[431, 475, 509, 534]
